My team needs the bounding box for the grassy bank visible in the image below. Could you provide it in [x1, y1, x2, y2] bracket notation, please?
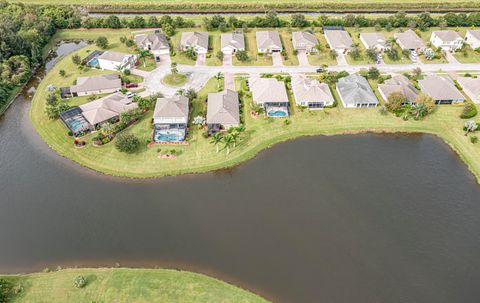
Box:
[0, 268, 269, 303]
[11, 0, 480, 13]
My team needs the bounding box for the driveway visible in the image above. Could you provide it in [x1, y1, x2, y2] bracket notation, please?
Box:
[223, 53, 233, 66]
[196, 53, 206, 66]
[297, 51, 310, 66]
[445, 51, 459, 64]
[157, 54, 171, 68]
[272, 52, 283, 66]
[336, 52, 348, 66]
[224, 72, 235, 91]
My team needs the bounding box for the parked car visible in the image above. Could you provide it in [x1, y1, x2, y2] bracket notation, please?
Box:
[125, 83, 138, 88]
[126, 92, 137, 98]
[316, 67, 327, 73]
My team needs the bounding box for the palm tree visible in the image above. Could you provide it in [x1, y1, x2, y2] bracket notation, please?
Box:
[138, 49, 150, 68]
[228, 129, 240, 148]
[100, 122, 114, 139]
[223, 134, 234, 155]
[214, 72, 223, 89]
[210, 132, 223, 153]
[170, 62, 178, 75]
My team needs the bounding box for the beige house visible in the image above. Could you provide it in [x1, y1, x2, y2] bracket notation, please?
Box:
[323, 29, 354, 53]
[378, 75, 419, 104]
[430, 30, 464, 52]
[153, 95, 189, 142]
[249, 77, 289, 117]
[418, 75, 465, 104]
[256, 31, 282, 53]
[221, 32, 245, 54]
[79, 92, 138, 126]
[180, 32, 209, 54]
[456, 77, 480, 104]
[207, 89, 240, 134]
[69, 74, 121, 97]
[465, 29, 480, 50]
[292, 32, 319, 53]
[360, 32, 389, 52]
[291, 74, 334, 109]
[97, 51, 137, 71]
[394, 29, 426, 52]
[135, 31, 170, 60]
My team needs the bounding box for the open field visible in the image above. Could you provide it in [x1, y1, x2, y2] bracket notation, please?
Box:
[11, 0, 480, 13]
[0, 268, 269, 303]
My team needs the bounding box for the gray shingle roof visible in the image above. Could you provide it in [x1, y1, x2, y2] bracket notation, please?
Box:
[394, 29, 426, 50]
[79, 92, 138, 125]
[70, 74, 121, 94]
[207, 89, 240, 125]
[180, 32, 209, 50]
[418, 75, 465, 101]
[378, 75, 419, 103]
[324, 30, 353, 50]
[360, 32, 388, 49]
[221, 32, 245, 51]
[292, 32, 318, 49]
[291, 74, 334, 104]
[336, 74, 378, 106]
[250, 77, 289, 104]
[98, 51, 131, 63]
[135, 32, 169, 51]
[154, 95, 189, 122]
[256, 31, 282, 50]
[432, 30, 462, 42]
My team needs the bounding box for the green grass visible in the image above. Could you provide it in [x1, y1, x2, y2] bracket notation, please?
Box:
[279, 30, 299, 66]
[454, 45, 480, 63]
[206, 32, 223, 66]
[136, 56, 157, 71]
[1, 268, 269, 303]
[162, 73, 188, 86]
[232, 31, 273, 66]
[169, 28, 199, 65]
[307, 30, 338, 66]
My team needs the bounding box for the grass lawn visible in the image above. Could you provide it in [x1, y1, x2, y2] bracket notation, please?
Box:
[454, 45, 480, 63]
[162, 73, 188, 86]
[279, 30, 299, 66]
[169, 28, 198, 65]
[307, 30, 338, 66]
[233, 31, 272, 66]
[1, 268, 269, 303]
[136, 56, 157, 71]
[206, 31, 223, 66]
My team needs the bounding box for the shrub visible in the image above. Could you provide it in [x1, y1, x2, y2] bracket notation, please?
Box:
[471, 136, 478, 144]
[115, 133, 140, 153]
[73, 275, 87, 288]
[460, 103, 478, 119]
[386, 92, 406, 112]
[71, 54, 81, 65]
[0, 279, 11, 302]
[235, 50, 249, 62]
[95, 36, 109, 49]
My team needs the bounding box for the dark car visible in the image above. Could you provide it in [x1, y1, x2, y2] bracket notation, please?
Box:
[316, 67, 326, 73]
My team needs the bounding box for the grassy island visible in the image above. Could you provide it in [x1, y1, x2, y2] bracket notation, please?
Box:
[0, 268, 269, 303]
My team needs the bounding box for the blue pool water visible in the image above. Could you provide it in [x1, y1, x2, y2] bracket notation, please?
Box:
[87, 58, 99, 67]
[268, 111, 287, 117]
[156, 133, 184, 142]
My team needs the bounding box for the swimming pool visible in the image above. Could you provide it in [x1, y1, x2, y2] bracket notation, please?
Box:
[268, 111, 288, 117]
[87, 58, 99, 67]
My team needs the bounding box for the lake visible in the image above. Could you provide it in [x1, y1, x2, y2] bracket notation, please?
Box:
[1, 42, 480, 303]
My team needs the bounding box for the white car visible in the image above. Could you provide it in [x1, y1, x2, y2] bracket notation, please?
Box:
[126, 92, 137, 98]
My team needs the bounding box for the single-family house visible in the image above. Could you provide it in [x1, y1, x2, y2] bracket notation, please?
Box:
[394, 29, 426, 52]
[207, 89, 240, 134]
[79, 92, 138, 127]
[249, 77, 289, 117]
[69, 74, 122, 97]
[323, 29, 354, 54]
[292, 31, 319, 53]
[418, 75, 465, 104]
[291, 74, 334, 109]
[336, 74, 378, 108]
[153, 95, 189, 142]
[430, 30, 464, 52]
[180, 32, 209, 54]
[378, 75, 419, 104]
[98, 51, 137, 71]
[221, 32, 245, 54]
[456, 77, 480, 104]
[360, 32, 390, 52]
[135, 31, 170, 60]
[256, 31, 283, 53]
[465, 29, 480, 50]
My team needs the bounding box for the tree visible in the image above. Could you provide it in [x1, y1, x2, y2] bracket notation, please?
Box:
[223, 133, 234, 155]
[71, 54, 81, 65]
[137, 49, 150, 68]
[214, 72, 223, 89]
[329, 50, 338, 60]
[0, 278, 11, 302]
[349, 47, 361, 60]
[415, 93, 435, 112]
[170, 62, 178, 75]
[163, 23, 175, 37]
[216, 51, 224, 61]
[386, 47, 399, 61]
[235, 50, 249, 62]
[95, 36, 109, 49]
[366, 48, 378, 61]
[386, 92, 406, 112]
[412, 67, 422, 79]
[210, 132, 223, 153]
[367, 67, 380, 79]
[291, 14, 307, 27]
[59, 69, 66, 77]
[228, 128, 240, 148]
[115, 133, 140, 153]
[105, 15, 121, 28]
